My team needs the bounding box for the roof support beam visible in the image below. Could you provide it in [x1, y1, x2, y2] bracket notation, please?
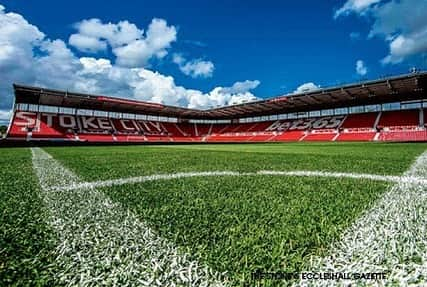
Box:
[340, 88, 355, 100]
[386, 80, 398, 94]
[307, 96, 323, 104]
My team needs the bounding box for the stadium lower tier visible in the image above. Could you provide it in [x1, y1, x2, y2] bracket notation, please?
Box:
[6, 109, 427, 143]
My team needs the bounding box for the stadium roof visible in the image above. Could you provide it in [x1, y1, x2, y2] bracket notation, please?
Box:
[14, 71, 427, 120]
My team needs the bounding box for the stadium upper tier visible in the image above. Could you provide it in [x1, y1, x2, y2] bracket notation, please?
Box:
[12, 72, 427, 120]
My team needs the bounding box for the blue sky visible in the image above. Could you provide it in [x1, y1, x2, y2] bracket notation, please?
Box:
[0, 0, 426, 123]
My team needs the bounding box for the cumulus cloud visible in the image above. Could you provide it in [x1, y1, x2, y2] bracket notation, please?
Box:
[173, 53, 214, 78]
[381, 32, 427, 64]
[180, 60, 214, 78]
[75, 18, 143, 47]
[356, 60, 368, 75]
[221, 80, 260, 94]
[0, 4, 45, 110]
[369, 0, 427, 64]
[69, 18, 177, 67]
[0, 5, 260, 118]
[68, 33, 107, 53]
[211, 80, 260, 106]
[336, 0, 427, 64]
[293, 82, 319, 94]
[72, 62, 258, 109]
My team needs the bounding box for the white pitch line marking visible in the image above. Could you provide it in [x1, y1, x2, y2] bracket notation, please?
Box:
[297, 150, 427, 286]
[50, 171, 244, 192]
[31, 147, 225, 287]
[33, 147, 427, 286]
[258, 170, 427, 185]
[49, 170, 427, 192]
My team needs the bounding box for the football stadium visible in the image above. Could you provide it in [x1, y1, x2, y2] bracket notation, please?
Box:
[1, 71, 427, 286]
[1, 1, 427, 286]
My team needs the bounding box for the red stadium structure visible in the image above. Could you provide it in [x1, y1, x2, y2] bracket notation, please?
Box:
[4, 72, 427, 144]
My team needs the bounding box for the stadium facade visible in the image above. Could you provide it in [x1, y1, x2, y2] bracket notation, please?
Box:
[5, 71, 427, 143]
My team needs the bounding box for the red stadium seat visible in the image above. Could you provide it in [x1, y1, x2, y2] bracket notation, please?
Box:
[303, 133, 337, 141]
[195, 124, 212, 136]
[341, 112, 378, 129]
[270, 131, 305, 141]
[336, 132, 376, 141]
[6, 110, 426, 143]
[377, 109, 419, 128]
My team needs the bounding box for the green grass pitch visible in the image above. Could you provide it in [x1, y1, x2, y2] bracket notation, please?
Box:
[1, 142, 426, 286]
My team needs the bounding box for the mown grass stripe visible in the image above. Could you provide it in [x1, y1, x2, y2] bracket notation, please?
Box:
[0, 148, 57, 286]
[299, 151, 427, 286]
[31, 147, 225, 286]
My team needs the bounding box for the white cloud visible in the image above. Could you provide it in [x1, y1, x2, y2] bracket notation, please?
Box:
[71, 18, 143, 48]
[0, 4, 46, 110]
[381, 32, 427, 64]
[73, 64, 258, 109]
[172, 53, 185, 65]
[182, 60, 214, 78]
[173, 53, 214, 78]
[293, 82, 319, 94]
[181, 60, 214, 78]
[369, 0, 427, 64]
[334, 0, 382, 18]
[368, 0, 427, 37]
[69, 18, 176, 67]
[112, 39, 154, 67]
[0, 5, 260, 117]
[336, 0, 427, 64]
[221, 80, 260, 94]
[144, 18, 176, 56]
[356, 60, 368, 75]
[68, 34, 107, 53]
[79, 57, 112, 73]
[210, 80, 260, 106]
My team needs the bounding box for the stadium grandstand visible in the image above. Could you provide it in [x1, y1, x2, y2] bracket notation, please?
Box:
[4, 71, 427, 144]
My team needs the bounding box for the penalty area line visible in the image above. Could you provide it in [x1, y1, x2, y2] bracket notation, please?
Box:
[49, 169, 427, 192]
